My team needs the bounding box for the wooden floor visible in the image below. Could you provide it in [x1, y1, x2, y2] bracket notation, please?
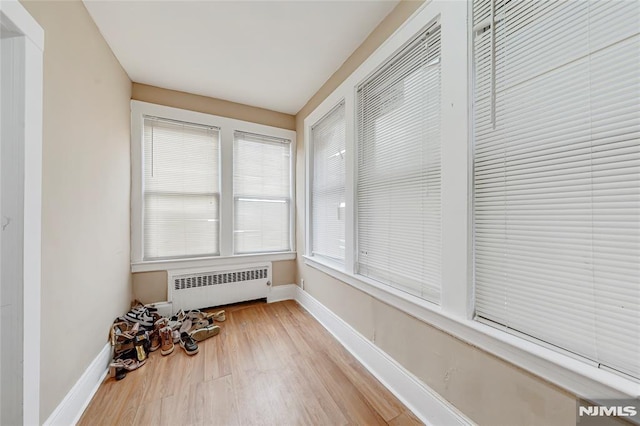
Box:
[78, 300, 422, 426]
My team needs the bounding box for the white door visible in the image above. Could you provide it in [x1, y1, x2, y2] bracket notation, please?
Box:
[0, 30, 26, 426]
[0, 2, 43, 423]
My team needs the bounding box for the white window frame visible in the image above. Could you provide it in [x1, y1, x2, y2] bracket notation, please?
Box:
[306, 99, 348, 267]
[131, 101, 296, 272]
[303, 0, 639, 401]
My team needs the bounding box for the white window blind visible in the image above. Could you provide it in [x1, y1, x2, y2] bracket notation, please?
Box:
[233, 131, 291, 254]
[473, 0, 640, 380]
[356, 25, 442, 303]
[143, 116, 220, 259]
[311, 102, 346, 262]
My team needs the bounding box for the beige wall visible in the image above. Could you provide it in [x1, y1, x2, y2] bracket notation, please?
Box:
[132, 271, 167, 304]
[18, 0, 591, 423]
[132, 259, 297, 304]
[294, 1, 582, 425]
[20, 1, 132, 422]
[132, 83, 296, 130]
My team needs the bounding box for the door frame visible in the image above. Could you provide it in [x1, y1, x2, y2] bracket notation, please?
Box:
[0, 1, 43, 424]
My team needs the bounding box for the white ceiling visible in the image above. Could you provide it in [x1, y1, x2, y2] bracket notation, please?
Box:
[83, 0, 399, 114]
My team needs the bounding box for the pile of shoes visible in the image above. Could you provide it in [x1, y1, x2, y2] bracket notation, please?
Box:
[108, 301, 226, 380]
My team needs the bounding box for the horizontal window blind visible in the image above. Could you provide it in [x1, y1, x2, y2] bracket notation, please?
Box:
[473, 0, 640, 380]
[233, 131, 291, 254]
[356, 25, 442, 303]
[311, 101, 346, 262]
[143, 116, 220, 259]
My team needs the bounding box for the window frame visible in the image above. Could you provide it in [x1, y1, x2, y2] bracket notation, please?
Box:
[232, 130, 294, 255]
[307, 100, 347, 264]
[131, 100, 296, 272]
[141, 115, 222, 260]
[302, 0, 638, 401]
[355, 23, 443, 304]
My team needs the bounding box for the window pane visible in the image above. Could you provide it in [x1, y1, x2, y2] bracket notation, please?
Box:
[144, 194, 219, 259]
[143, 117, 220, 259]
[233, 132, 291, 253]
[311, 102, 346, 261]
[234, 198, 290, 253]
[356, 26, 442, 303]
[473, 0, 640, 380]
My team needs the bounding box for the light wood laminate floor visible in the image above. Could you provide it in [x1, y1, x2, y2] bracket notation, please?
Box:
[78, 300, 422, 426]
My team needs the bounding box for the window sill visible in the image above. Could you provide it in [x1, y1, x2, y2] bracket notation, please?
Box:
[302, 255, 639, 400]
[132, 251, 297, 273]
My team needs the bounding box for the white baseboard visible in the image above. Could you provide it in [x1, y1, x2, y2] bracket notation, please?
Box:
[44, 343, 111, 426]
[294, 287, 473, 426]
[267, 283, 298, 303]
[55, 286, 470, 426]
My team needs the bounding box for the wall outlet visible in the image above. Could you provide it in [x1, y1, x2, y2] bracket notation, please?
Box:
[301, 278, 305, 290]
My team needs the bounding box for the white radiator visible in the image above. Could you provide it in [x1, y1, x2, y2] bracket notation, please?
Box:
[167, 263, 271, 313]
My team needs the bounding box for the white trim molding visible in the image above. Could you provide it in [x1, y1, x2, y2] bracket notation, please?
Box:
[291, 287, 472, 426]
[0, 1, 44, 424]
[303, 256, 640, 400]
[132, 251, 297, 273]
[0, 0, 44, 50]
[44, 343, 111, 426]
[68, 286, 467, 426]
[267, 283, 298, 303]
[267, 285, 472, 425]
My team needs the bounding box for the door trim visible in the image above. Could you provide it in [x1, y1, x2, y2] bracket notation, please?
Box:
[0, 1, 43, 424]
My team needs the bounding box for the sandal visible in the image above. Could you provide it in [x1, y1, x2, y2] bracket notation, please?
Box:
[111, 322, 140, 355]
[114, 340, 134, 355]
[190, 324, 221, 342]
[185, 310, 202, 321]
[168, 309, 186, 327]
[211, 310, 226, 322]
[109, 357, 146, 379]
[110, 321, 139, 345]
[179, 319, 193, 334]
[192, 317, 214, 330]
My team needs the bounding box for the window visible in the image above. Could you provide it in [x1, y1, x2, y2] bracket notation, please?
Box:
[143, 116, 220, 259]
[473, 0, 640, 380]
[310, 102, 346, 262]
[131, 101, 295, 268]
[302, 0, 637, 404]
[356, 25, 442, 303]
[233, 131, 292, 254]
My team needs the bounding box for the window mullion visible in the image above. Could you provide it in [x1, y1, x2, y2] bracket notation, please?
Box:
[219, 126, 234, 257]
[344, 93, 356, 274]
[440, 2, 471, 319]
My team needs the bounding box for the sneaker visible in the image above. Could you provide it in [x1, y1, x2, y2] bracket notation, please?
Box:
[149, 329, 161, 352]
[179, 332, 199, 356]
[125, 305, 156, 328]
[159, 326, 174, 356]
